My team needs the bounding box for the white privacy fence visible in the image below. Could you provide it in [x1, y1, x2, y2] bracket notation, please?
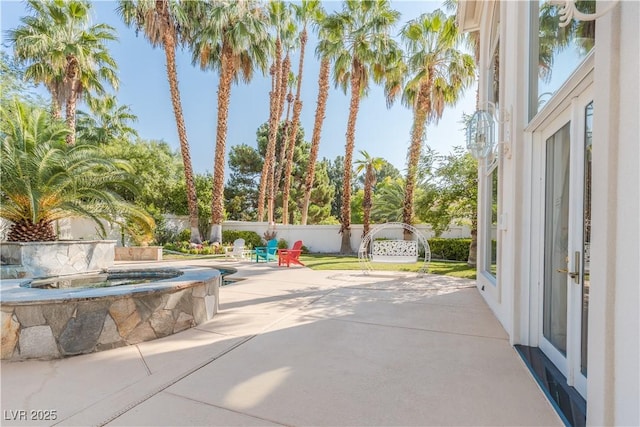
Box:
[1, 217, 493, 253]
[201, 219, 477, 253]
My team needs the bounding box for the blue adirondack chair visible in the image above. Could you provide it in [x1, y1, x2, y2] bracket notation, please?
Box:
[255, 239, 278, 262]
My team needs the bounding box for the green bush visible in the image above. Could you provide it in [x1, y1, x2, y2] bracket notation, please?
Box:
[428, 238, 471, 261]
[178, 229, 191, 242]
[277, 238, 288, 249]
[222, 230, 262, 249]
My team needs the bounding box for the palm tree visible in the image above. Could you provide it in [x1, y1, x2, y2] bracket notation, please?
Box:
[76, 95, 138, 145]
[301, 5, 330, 225]
[322, 0, 401, 254]
[188, 0, 270, 243]
[274, 73, 296, 199]
[9, 0, 119, 145]
[355, 150, 384, 239]
[1, 99, 153, 242]
[280, 0, 322, 225]
[396, 10, 475, 239]
[118, 0, 202, 244]
[372, 176, 405, 223]
[256, 1, 293, 223]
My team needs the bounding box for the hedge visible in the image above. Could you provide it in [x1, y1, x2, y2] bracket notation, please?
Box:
[428, 238, 470, 261]
[427, 238, 497, 262]
[221, 230, 263, 249]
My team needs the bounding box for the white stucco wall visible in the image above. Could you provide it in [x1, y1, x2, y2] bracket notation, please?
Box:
[463, 1, 639, 426]
[2, 215, 477, 253]
[221, 221, 475, 253]
[589, 2, 640, 425]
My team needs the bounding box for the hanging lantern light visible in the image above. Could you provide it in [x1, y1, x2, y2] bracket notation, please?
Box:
[466, 110, 496, 160]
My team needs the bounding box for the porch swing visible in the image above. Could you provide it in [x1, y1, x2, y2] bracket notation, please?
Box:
[358, 222, 431, 276]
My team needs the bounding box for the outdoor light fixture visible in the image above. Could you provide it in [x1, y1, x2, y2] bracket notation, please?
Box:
[466, 103, 511, 161]
[467, 110, 496, 160]
[466, 109, 496, 160]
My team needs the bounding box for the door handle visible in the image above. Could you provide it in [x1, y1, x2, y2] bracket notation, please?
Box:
[556, 251, 580, 284]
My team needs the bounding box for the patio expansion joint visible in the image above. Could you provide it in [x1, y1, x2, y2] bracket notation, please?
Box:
[83, 293, 329, 427]
[61, 333, 259, 427]
[161, 390, 291, 427]
[327, 317, 509, 342]
[135, 344, 152, 376]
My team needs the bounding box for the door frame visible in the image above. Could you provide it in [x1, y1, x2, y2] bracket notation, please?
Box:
[529, 86, 593, 399]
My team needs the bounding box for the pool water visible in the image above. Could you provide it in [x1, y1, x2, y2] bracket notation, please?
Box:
[26, 269, 183, 290]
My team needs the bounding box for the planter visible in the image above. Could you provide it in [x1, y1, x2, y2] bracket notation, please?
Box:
[0, 240, 116, 278]
[114, 246, 163, 261]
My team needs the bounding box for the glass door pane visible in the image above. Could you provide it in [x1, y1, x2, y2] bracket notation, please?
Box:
[543, 123, 571, 355]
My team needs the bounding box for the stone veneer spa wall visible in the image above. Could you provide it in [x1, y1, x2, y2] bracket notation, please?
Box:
[0, 267, 220, 361]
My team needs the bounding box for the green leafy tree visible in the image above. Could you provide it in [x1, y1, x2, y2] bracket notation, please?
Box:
[418, 146, 478, 265]
[279, 135, 312, 224]
[350, 190, 364, 224]
[8, 0, 119, 145]
[1, 99, 152, 242]
[371, 176, 406, 223]
[322, 0, 402, 253]
[325, 156, 345, 219]
[225, 144, 263, 221]
[100, 138, 183, 212]
[306, 161, 335, 224]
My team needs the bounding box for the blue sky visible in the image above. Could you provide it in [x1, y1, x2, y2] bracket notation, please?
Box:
[0, 0, 477, 176]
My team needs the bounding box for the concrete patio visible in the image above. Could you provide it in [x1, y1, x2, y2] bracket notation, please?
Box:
[1, 260, 562, 426]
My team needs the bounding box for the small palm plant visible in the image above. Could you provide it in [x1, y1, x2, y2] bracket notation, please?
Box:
[0, 99, 153, 242]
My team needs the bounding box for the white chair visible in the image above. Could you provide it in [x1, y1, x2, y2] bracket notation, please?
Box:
[224, 238, 245, 260]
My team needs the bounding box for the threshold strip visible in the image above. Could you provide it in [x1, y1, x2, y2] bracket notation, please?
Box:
[514, 345, 586, 427]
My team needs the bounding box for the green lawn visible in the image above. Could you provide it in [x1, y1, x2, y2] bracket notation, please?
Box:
[300, 254, 476, 280]
[162, 251, 477, 280]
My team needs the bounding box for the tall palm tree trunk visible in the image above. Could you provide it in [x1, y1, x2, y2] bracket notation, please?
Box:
[403, 100, 428, 240]
[49, 85, 62, 120]
[274, 92, 293, 205]
[282, 97, 302, 225]
[267, 53, 290, 223]
[64, 56, 80, 145]
[340, 61, 362, 254]
[163, 25, 201, 244]
[209, 44, 233, 243]
[301, 58, 330, 225]
[257, 68, 279, 221]
[258, 40, 282, 223]
[282, 28, 307, 225]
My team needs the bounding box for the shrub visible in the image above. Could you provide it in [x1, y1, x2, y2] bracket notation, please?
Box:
[222, 230, 262, 249]
[178, 229, 191, 242]
[428, 238, 471, 261]
[277, 238, 288, 249]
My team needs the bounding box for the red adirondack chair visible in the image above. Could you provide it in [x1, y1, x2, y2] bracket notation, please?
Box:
[277, 240, 305, 267]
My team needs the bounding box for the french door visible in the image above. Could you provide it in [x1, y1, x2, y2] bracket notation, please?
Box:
[536, 91, 592, 399]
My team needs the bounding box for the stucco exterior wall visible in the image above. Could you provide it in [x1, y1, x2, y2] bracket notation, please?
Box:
[461, 1, 639, 426]
[589, 2, 640, 425]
